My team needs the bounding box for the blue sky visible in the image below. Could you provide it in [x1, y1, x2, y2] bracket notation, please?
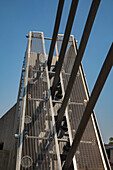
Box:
[0, 0, 113, 144]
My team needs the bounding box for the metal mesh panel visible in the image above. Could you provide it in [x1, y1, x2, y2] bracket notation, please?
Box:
[20, 32, 59, 170]
[57, 35, 104, 169]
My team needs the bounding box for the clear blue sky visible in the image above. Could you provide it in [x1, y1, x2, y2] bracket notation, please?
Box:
[0, 0, 113, 144]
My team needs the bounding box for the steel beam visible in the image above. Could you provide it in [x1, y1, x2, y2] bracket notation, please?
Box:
[63, 43, 113, 170]
[42, 33, 62, 169]
[26, 35, 73, 42]
[47, 0, 65, 71]
[51, 0, 79, 97]
[56, 0, 101, 133]
[16, 32, 32, 170]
